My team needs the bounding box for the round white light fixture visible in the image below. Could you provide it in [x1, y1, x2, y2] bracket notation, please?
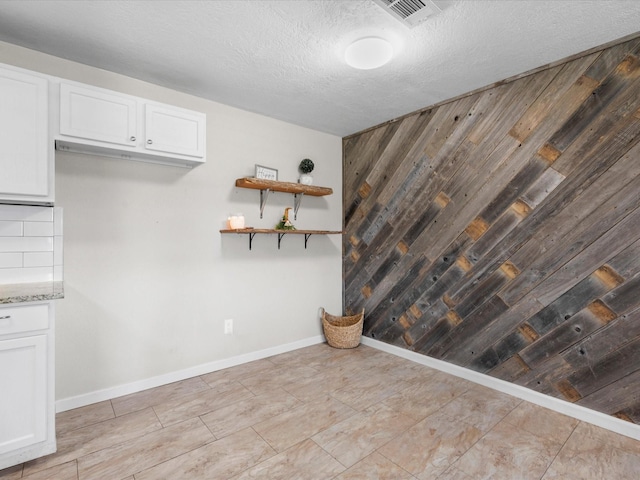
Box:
[345, 37, 393, 70]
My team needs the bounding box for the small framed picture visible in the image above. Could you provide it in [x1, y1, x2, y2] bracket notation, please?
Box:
[255, 164, 278, 181]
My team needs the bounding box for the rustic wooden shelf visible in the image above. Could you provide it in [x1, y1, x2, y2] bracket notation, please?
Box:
[220, 228, 343, 250]
[235, 178, 333, 196]
[235, 177, 333, 219]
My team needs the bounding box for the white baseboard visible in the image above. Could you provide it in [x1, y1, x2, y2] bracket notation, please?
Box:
[361, 337, 640, 441]
[55, 335, 325, 413]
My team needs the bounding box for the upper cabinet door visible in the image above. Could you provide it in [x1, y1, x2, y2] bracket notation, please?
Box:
[144, 104, 206, 158]
[59, 83, 137, 147]
[0, 67, 50, 200]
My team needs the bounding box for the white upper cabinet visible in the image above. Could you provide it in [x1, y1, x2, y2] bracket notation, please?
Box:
[59, 83, 138, 147]
[145, 104, 205, 158]
[56, 82, 206, 168]
[0, 65, 54, 204]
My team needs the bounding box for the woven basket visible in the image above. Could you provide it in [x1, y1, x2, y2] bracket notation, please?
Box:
[321, 308, 365, 349]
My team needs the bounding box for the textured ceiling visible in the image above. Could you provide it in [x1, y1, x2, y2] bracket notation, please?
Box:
[0, 0, 639, 137]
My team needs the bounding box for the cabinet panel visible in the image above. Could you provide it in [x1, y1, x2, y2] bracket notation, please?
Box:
[145, 104, 205, 158]
[0, 335, 47, 455]
[0, 67, 50, 199]
[59, 83, 137, 147]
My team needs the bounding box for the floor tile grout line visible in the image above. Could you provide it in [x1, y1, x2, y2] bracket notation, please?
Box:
[376, 447, 420, 478]
[248, 425, 280, 457]
[538, 419, 581, 480]
[308, 437, 349, 473]
[230, 426, 302, 478]
[450, 395, 525, 474]
[126, 420, 217, 480]
[55, 404, 118, 437]
[21, 407, 168, 479]
[198, 413, 219, 442]
[79, 416, 216, 480]
[150, 405, 165, 429]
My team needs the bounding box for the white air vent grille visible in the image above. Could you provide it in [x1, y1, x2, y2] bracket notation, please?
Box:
[373, 0, 441, 28]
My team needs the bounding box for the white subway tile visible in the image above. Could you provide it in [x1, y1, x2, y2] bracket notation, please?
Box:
[0, 253, 23, 269]
[24, 221, 54, 237]
[0, 205, 53, 222]
[0, 237, 53, 253]
[54, 236, 63, 265]
[54, 207, 63, 236]
[0, 205, 60, 283]
[0, 221, 23, 237]
[23, 252, 54, 268]
[0, 266, 53, 284]
[54, 265, 64, 281]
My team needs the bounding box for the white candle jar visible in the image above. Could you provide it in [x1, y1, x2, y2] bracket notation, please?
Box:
[228, 214, 245, 229]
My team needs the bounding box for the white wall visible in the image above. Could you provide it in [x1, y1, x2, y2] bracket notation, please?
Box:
[0, 42, 343, 406]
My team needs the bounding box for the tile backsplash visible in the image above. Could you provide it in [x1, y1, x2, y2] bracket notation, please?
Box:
[0, 205, 63, 284]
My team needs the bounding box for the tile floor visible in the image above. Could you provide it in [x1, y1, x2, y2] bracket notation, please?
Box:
[2, 343, 639, 479]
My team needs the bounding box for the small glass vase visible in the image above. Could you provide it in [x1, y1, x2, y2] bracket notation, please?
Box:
[299, 174, 313, 185]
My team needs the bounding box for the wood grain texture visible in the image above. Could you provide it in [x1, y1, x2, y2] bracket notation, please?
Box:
[343, 34, 640, 425]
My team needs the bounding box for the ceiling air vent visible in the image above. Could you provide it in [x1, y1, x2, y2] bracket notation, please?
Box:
[372, 0, 441, 28]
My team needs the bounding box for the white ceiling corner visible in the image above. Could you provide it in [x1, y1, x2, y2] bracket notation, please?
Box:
[0, 0, 638, 137]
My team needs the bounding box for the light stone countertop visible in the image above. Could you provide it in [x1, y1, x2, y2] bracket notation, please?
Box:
[0, 281, 64, 304]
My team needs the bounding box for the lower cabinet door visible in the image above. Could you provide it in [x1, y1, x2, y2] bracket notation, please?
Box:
[0, 335, 47, 454]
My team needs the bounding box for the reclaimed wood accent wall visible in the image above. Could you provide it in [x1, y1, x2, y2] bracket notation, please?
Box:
[343, 35, 640, 424]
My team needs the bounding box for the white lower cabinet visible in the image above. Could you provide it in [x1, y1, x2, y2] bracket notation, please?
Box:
[0, 302, 55, 470]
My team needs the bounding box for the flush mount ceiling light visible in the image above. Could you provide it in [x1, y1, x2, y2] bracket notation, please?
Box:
[345, 37, 393, 70]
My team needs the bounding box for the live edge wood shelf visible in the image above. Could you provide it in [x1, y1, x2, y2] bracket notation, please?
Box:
[235, 177, 333, 219]
[220, 228, 343, 250]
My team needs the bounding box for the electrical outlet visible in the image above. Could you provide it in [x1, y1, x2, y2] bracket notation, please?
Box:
[224, 319, 234, 335]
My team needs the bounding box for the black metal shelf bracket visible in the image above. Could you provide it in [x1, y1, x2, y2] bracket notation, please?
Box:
[277, 233, 286, 249]
[304, 233, 312, 249]
[248, 232, 257, 250]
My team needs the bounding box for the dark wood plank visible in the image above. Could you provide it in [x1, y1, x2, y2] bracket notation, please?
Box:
[562, 305, 640, 368]
[569, 336, 640, 398]
[519, 308, 609, 369]
[427, 295, 510, 359]
[510, 53, 600, 142]
[442, 295, 544, 366]
[602, 274, 640, 315]
[547, 52, 640, 153]
[528, 204, 640, 306]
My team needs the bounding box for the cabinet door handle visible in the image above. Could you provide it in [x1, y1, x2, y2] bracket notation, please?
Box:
[0, 315, 10, 320]
[130, 136, 136, 142]
[147, 139, 153, 145]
